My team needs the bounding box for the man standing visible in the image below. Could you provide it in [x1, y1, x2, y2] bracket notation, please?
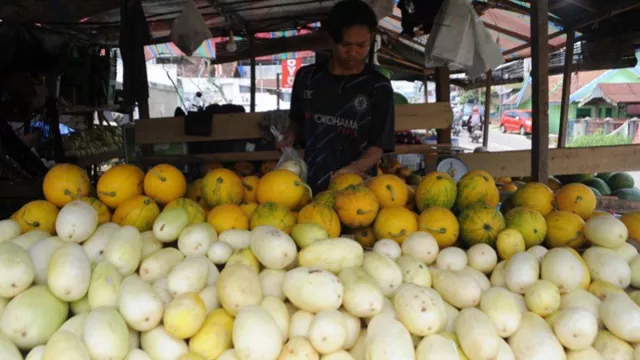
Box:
[278, 0, 395, 194]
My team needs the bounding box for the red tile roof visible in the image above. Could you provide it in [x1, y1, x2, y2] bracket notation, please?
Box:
[597, 83, 640, 105]
[548, 70, 606, 103]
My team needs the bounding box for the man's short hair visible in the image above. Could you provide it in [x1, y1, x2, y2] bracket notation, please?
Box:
[323, 0, 378, 43]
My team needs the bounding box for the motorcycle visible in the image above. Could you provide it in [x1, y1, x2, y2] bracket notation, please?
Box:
[470, 125, 483, 143]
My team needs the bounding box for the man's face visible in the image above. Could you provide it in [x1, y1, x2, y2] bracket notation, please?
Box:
[333, 25, 372, 70]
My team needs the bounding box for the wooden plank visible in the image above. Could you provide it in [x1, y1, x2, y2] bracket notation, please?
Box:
[134, 103, 453, 145]
[435, 68, 452, 145]
[558, 28, 575, 148]
[596, 197, 640, 214]
[530, 0, 550, 181]
[460, 145, 640, 177]
[483, 70, 492, 148]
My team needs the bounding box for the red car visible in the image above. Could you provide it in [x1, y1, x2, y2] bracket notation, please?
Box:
[500, 110, 533, 135]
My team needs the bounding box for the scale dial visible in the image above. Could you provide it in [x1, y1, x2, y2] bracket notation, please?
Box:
[437, 156, 468, 182]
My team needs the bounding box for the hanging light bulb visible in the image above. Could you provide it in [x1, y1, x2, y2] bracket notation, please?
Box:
[226, 30, 237, 52]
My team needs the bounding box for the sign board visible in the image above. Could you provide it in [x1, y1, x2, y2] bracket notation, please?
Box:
[281, 58, 302, 89]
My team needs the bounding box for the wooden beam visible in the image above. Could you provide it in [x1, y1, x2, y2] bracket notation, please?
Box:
[461, 145, 640, 177]
[134, 103, 453, 145]
[249, 35, 256, 113]
[483, 22, 529, 42]
[483, 70, 492, 148]
[558, 28, 575, 148]
[435, 68, 452, 145]
[530, 0, 550, 181]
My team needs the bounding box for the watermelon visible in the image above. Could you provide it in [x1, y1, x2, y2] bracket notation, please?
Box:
[606, 172, 635, 192]
[589, 187, 602, 197]
[613, 188, 640, 200]
[556, 174, 593, 185]
[596, 172, 614, 182]
[582, 178, 611, 196]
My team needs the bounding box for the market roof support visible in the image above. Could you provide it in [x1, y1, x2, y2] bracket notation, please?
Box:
[530, 0, 550, 181]
[249, 34, 256, 113]
[558, 27, 575, 148]
[435, 67, 451, 145]
[483, 70, 492, 148]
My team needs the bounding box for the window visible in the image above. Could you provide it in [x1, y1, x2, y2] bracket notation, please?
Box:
[519, 112, 532, 119]
[576, 108, 592, 118]
[604, 108, 613, 118]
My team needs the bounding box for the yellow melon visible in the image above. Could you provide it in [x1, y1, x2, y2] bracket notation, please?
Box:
[504, 207, 548, 248]
[112, 195, 160, 232]
[296, 185, 313, 210]
[329, 173, 364, 191]
[555, 183, 597, 220]
[334, 185, 379, 228]
[366, 174, 409, 208]
[97, 164, 145, 209]
[456, 170, 500, 211]
[186, 179, 209, 210]
[415, 172, 457, 211]
[165, 198, 206, 224]
[298, 203, 341, 238]
[239, 202, 259, 218]
[621, 211, 640, 240]
[12, 200, 59, 234]
[249, 202, 296, 234]
[418, 206, 459, 248]
[256, 169, 308, 210]
[79, 197, 111, 224]
[373, 206, 418, 244]
[544, 210, 586, 249]
[512, 182, 555, 216]
[351, 227, 376, 248]
[313, 190, 337, 208]
[242, 176, 260, 203]
[458, 204, 506, 247]
[201, 168, 244, 207]
[143, 164, 187, 205]
[207, 204, 249, 233]
[42, 163, 92, 207]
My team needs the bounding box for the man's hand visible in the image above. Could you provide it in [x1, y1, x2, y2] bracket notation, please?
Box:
[332, 163, 369, 179]
[276, 129, 295, 149]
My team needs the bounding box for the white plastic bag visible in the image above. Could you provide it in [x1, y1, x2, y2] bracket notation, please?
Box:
[169, 0, 212, 55]
[270, 126, 308, 182]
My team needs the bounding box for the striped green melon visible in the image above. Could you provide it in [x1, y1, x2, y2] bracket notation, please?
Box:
[415, 172, 457, 211]
[458, 203, 506, 247]
[455, 170, 500, 211]
[504, 206, 547, 248]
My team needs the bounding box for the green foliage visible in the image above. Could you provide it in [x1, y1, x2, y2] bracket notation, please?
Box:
[568, 131, 632, 148]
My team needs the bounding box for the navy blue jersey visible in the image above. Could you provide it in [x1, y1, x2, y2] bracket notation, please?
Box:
[289, 62, 395, 194]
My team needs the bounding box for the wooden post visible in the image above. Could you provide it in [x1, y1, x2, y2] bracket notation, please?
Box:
[435, 67, 451, 144]
[530, 0, 550, 182]
[483, 70, 492, 148]
[558, 28, 575, 148]
[249, 35, 257, 113]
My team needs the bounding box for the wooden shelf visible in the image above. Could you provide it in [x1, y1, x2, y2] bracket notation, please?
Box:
[61, 104, 123, 115]
[135, 103, 453, 145]
[64, 149, 125, 167]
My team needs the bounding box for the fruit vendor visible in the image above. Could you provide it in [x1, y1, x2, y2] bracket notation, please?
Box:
[278, 0, 395, 194]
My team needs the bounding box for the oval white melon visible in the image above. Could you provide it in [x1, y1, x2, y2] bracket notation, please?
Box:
[167, 255, 210, 296]
[401, 231, 439, 265]
[41, 330, 91, 360]
[70, 296, 90, 315]
[28, 236, 63, 285]
[340, 309, 361, 350]
[490, 260, 507, 287]
[373, 239, 401, 260]
[25, 345, 45, 360]
[365, 315, 415, 360]
[393, 283, 446, 336]
[552, 308, 598, 351]
[631, 255, 640, 288]
[289, 310, 314, 339]
[436, 247, 467, 271]
[216, 264, 262, 316]
[396, 255, 431, 288]
[592, 330, 633, 359]
[480, 287, 522, 337]
[599, 293, 640, 343]
[233, 305, 283, 359]
[0, 285, 68, 350]
[56, 200, 98, 243]
[88, 261, 123, 309]
[152, 277, 172, 305]
[524, 280, 561, 317]
[505, 252, 539, 294]
[219, 229, 251, 249]
[582, 246, 631, 288]
[48, 243, 90, 301]
[415, 333, 459, 360]
[526, 246, 548, 263]
[279, 337, 318, 360]
[119, 275, 165, 331]
[432, 269, 482, 309]
[12, 230, 50, 250]
[152, 207, 189, 243]
[460, 266, 491, 291]
[467, 243, 498, 274]
[140, 231, 162, 258]
[59, 313, 89, 337]
[291, 223, 329, 249]
[177, 223, 216, 256]
[139, 248, 184, 282]
[140, 325, 188, 360]
[566, 347, 604, 360]
[260, 296, 290, 340]
[0, 242, 34, 298]
[455, 308, 500, 360]
[105, 225, 142, 276]
[83, 307, 130, 359]
[509, 312, 565, 360]
[198, 285, 219, 313]
[309, 309, 347, 354]
[284, 267, 344, 313]
[82, 222, 120, 263]
[361, 252, 402, 296]
[250, 226, 298, 270]
[207, 241, 233, 265]
[125, 349, 153, 360]
[0, 220, 21, 243]
[299, 238, 363, 274]
[540, 248, 584, 293]
[260, 269, 287, 300]
[584, 215, 628, 248]
[163, 293, 207, 339]
[614, 242, 638, 263]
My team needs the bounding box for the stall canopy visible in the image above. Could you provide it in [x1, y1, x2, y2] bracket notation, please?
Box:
[1, 0, 639, 85]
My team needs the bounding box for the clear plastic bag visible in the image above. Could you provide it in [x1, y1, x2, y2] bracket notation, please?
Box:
[270, 126, 308, 182]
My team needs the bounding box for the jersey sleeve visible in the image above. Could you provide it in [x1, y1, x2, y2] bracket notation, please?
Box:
[369, 80, 396, 152]
[288, 68, 306, 136]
